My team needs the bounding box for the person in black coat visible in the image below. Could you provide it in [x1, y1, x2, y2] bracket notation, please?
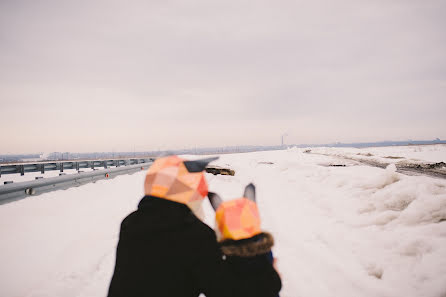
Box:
[107, 156, 281, 297]
[108, 195, 230, 297]
[208, 184, 281, 297]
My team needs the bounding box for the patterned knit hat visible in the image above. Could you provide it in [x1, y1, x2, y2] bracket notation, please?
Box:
[208, 184, 261, 241]
[144, 155, 218, 214]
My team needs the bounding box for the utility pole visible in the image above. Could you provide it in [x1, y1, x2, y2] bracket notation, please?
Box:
[281, 133, 288, 146]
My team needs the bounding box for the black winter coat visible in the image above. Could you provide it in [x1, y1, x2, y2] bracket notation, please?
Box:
[107, 196, 281, 297]
[220, 233, 282, 297]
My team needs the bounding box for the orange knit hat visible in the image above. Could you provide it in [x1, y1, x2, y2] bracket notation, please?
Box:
[208, 184, 261, 241]
[144, 156, 218, 210]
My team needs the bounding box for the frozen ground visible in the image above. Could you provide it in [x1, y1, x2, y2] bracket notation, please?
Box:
[1, 145, 446, 297]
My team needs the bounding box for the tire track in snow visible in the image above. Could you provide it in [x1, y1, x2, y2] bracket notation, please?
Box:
[308, 152, 446, 179]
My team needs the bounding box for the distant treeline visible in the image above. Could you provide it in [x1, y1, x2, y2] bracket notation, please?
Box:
[1, 139, 445, 163]
[0, 154, 41, 163]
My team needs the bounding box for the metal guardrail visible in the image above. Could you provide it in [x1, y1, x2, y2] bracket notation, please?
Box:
[0, 162, 153, 205]
[0, 158, 153, 177]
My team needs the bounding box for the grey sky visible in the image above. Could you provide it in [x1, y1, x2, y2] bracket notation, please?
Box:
[1, 0, 445, 154]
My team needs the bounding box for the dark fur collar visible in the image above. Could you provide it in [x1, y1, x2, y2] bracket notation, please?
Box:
[219, 232, 274, 257]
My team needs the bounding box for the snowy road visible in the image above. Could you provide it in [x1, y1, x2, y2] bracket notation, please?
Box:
[307, 145, 446, 179]
[1, 146, 446, 297]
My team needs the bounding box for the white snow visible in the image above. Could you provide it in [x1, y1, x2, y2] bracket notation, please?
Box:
[309, 144, 446, 165]
[1, 145, 446, 297]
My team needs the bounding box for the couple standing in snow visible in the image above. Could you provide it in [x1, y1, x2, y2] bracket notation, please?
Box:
[107, 155, 281, 297]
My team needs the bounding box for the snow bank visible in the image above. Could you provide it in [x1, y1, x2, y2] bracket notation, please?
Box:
[309, 144, 446, 164]
[1, 147, 446, 297]
[209, 149, 446, 297]
[0, 171, 147, 297]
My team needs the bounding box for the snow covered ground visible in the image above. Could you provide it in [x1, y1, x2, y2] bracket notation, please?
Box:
[309, 144, 446, 165]
[1, 145, 446, 297]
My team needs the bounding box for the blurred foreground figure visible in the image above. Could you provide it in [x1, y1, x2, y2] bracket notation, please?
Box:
[209, 184, 281, 297]
[107, 155, 281, 297]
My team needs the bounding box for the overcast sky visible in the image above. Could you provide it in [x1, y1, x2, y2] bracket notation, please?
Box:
[1, 0, 445, 154]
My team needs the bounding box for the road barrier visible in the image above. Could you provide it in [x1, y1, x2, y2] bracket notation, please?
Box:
[0, 158, 153, 177]
[0, 158, 236, 205]
[0, 162, 153, 204]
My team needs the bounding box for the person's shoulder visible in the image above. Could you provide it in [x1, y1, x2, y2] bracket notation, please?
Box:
[119, 210, 137, 229]
[187, 214, 218, 242]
